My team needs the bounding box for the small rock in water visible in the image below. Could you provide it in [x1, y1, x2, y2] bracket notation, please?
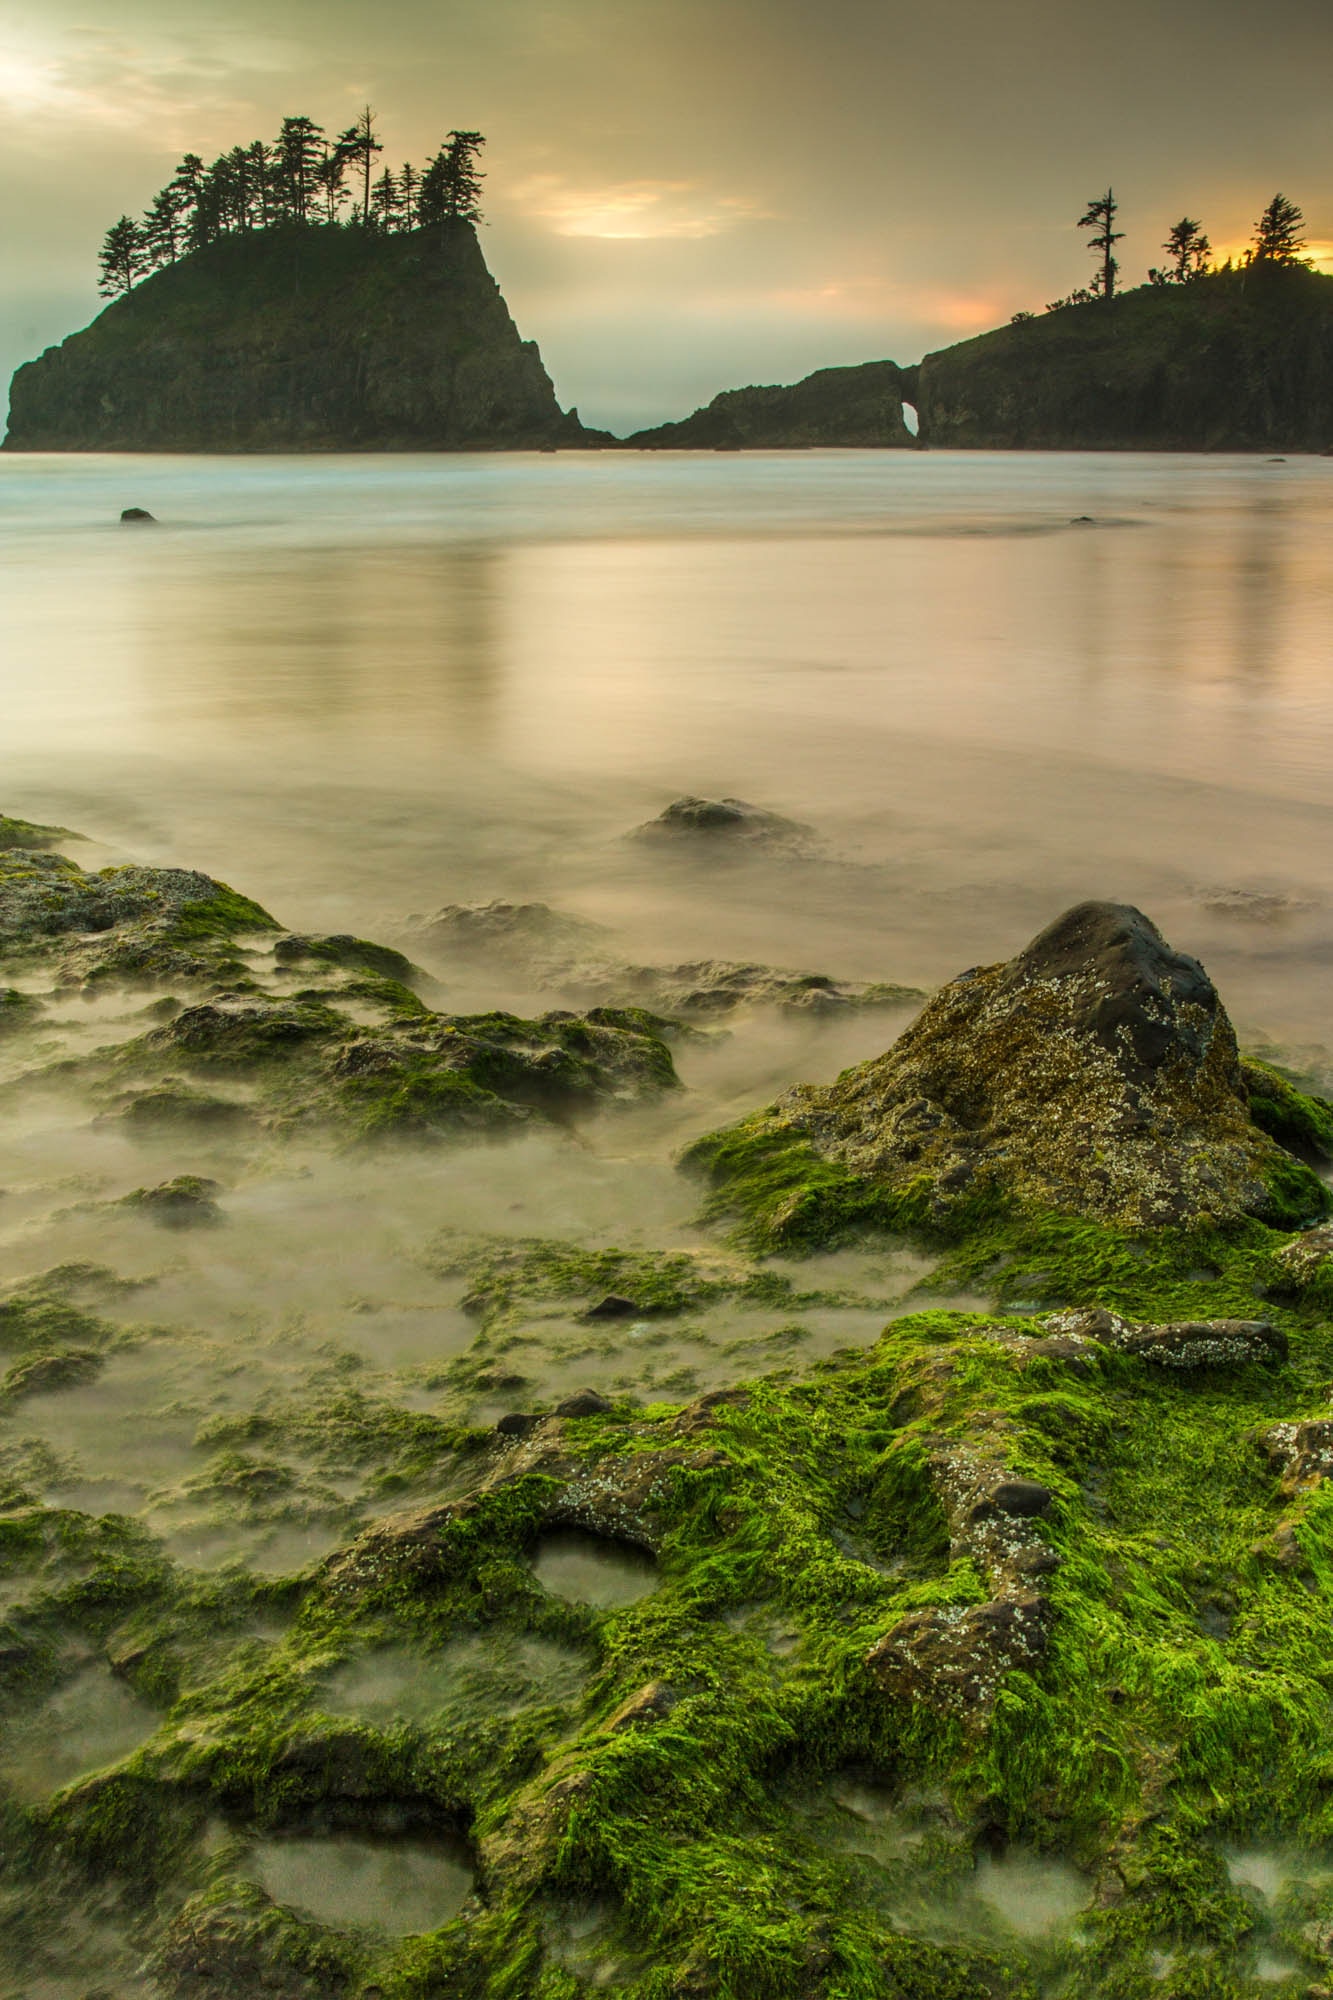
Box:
[630, 795, 812, 850]
[583, 1295, 641, 1321]
[1070, 514, 1096, 523]
[119, 507, 156, 523]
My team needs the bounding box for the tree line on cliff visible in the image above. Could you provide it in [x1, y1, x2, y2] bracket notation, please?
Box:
[98, 108, 484, 298]
[1019, 189, 1311, 320]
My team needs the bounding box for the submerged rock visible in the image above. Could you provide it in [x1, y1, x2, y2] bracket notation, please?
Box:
[409, 897, 919, 1018]
[119, 507, 156, 523]
[689, 900, 1330, 1241]
[1, 1349, 103, 1400]
[0, 818, 680, 1147]
[630, 795, 812, 850]
[119, 1175, 224, 1228]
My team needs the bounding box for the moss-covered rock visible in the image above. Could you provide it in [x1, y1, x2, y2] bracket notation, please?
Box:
[687, 901, 1330, 1249]
[0, 813, 79, 851]
[0, 842, 277, 989]
[9, 830, 1333, 1997]
[9, 1292, 1333, 1998]
[0, 822, 681, 1146]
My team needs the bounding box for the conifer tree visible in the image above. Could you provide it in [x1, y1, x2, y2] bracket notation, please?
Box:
[167, 154, 208, 238]
[441, 129, 486, 223]
[336, 105, 383, 221]
[99, 216, 148, 296]
[314, 142, 347, 223]
[1149, 217, 1211, 284]
[1251, 193, 1307, 264]
[419, 131, 486, 228]
[370, 167, 400, 230]
[399, 162, 418, 230]
[142, 186, 184, 268]
[1078, 188, 1124, 300]
[275, 115, 325, 223]
[246, 142, 274, 228]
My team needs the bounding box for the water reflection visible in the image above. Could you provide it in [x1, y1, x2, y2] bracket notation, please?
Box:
[133, 542, 506, 753]
[4, 452, 1333, 1059]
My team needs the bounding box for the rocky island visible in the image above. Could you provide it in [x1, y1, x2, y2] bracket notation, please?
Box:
[9, 172, 1333, 452]
[629, 264, 1333, 454]
[3, 225, 595, 453]
[4, 811, 1333, 1997]
[627, 360, 915, 450]
[908, 261, 1333, 451]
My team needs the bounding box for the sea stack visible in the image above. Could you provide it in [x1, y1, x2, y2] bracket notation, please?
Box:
[3, 224, 596, 452]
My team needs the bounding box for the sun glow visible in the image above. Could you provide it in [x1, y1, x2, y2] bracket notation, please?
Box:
[1204, 240, 1333, 271]
[0, 49, 77, 115]
[512, 173, 767, 240]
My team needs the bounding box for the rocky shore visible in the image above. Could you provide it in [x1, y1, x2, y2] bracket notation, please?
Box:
[2, 815, 1333, 1998]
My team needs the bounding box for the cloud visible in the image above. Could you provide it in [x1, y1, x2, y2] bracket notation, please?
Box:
[0, 24, 294, 145]
[508, 172, 770, 241]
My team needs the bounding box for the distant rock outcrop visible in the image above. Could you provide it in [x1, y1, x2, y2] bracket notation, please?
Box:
[4, 224, 600, 452]
[911, 264, 1333, 451]
[627, 360, 915, 449]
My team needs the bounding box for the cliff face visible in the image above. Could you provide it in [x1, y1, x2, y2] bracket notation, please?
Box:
[914, 264, 1333, 450]
[628, 360, 914, 448]
[4, 224, 592, 452]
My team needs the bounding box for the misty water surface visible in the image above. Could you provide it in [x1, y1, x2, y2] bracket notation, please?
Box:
[3, 446, 1332, 1972]
[3, 448, 1331, 1040]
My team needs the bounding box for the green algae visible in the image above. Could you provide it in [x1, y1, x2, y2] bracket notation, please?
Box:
[1243, 1056, 1333, 1165]
[3, 1276, 1330, 1997]
[0, 813, 80, 851]
[4, 833, 1333, 1995]
[682, 1053, 1333, 1274]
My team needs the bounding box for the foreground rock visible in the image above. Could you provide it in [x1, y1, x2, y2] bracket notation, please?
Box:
[688, 900, 1331, 1244]
[8, 836, 1333, 1999]
[12, 1285, 1333, 2000]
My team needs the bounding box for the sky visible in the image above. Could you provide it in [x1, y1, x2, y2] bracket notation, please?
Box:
[2, 0, 1331, 432]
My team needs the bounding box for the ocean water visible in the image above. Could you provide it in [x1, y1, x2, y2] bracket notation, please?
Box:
[2, 448, 1331, 1054]
[2, 445, 1331, 1976]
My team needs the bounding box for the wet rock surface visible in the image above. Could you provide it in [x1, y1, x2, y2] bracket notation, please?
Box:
[1042, 1305, 1288, 1369]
